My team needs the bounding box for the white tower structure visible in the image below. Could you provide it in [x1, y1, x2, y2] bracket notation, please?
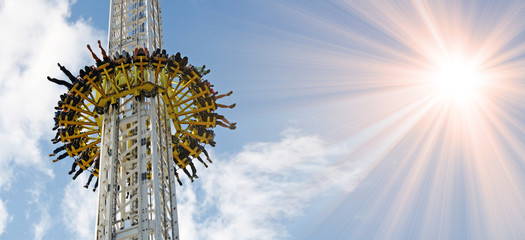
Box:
[95, 0, 179, 239]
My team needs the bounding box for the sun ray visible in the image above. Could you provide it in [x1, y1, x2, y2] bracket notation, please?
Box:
[259, 0, 525, 238]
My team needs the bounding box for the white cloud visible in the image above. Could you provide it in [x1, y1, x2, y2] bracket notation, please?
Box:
[0, 0, 104, 238]
[53, 129, 378, 240]
[0, 199, 9, 237]
[0, 0, 105, 189]
[61, 174, 98, 240]
[32, 205, 51, 240]
[177, 129, 357, 240]
[26, 182, 52, 240]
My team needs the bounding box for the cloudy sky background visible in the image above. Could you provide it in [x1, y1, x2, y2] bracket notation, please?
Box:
[2, 0, 525, 239]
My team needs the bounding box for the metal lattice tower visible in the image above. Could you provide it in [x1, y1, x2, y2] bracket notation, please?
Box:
[96, 0, 179, 239]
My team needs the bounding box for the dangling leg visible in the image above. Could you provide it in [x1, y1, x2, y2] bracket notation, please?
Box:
[214, 91, 233, 100]
[52, 121, 60, 131]
[92, 178, 99, 192]
[216, 114, 233, 125]
[217, 120, 236, 130]
[174, 168, 183, 186]
[52, 130, 61, 141]
[72, 169, 84, 180]
[216, 121, 229, 129]
[49, 145, 66, 157]
[216, 114, 236, 130]
[182, 167, 193, 182]
[84, 173, 94, 188]
[197, 156, 208, 168]
[58, 63, 77, 84]
[216, 103, 236, 109]
[97, 40, 109, 60]
[189, 161, 198, 179]
[47, 76, 73, 89]
[87, 44, 101, 62]
[68, 161, 77, 175]
[202, 148, 212, 163]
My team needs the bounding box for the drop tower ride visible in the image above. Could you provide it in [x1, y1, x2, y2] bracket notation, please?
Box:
[96, 1, 176, 239]
[48, 0, 235, 239]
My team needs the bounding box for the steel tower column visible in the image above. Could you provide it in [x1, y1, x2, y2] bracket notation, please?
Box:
[95, 0, 179, 239]
[107, 0, 163, 55]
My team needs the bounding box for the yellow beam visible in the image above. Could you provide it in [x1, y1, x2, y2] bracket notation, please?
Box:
[60, 120, 97, 126]
[70, 139, 101, 156]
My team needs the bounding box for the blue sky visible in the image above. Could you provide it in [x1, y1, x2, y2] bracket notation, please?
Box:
[2, 0, 525, 239]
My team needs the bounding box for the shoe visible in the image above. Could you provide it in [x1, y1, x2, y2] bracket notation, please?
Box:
[83, 185, 88, 189]
[52, 126, 58, 131]
[177, 181, 183, 186]
[52, 159, 60, 163]
[49, 153, 56, 157]
[207, 158, 213, 163]
[229, 103, 236, 109]
[193, 174, 199, 179]
[229, 123, 237, 130]
[226, 91, 233, 96]
[68, 170, 75, 175]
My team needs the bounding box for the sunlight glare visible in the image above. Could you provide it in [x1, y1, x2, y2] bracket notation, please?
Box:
[428, 56, 484, 105]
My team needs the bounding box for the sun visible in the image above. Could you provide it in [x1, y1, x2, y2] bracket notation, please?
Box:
[427, 55, 486, 105]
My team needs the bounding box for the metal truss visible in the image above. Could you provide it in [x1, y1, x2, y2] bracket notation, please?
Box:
[108, 0, 163, 56]
[96, 94, 179, 240]
[96, 1, 178, 239]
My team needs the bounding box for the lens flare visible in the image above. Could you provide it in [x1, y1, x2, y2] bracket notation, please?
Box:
[428, 55, 485, 104]
[267, 0, 525, 238]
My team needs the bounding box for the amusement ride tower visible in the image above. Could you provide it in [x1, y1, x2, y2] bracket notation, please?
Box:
[96, 1, 176, 239]
[48, 0, 235, 239]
